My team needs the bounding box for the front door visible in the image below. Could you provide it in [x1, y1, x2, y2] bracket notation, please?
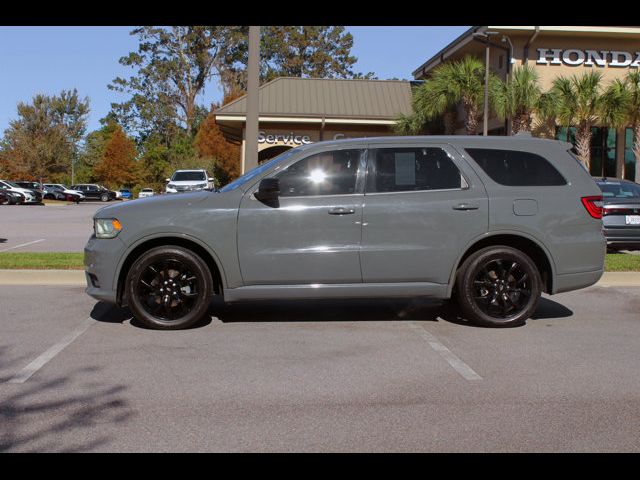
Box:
[360, 143, 488, 285]
[237, 147, 366, 285]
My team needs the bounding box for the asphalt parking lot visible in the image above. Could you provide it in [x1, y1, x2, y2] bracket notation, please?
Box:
[0, 202, 107, 252]
[1, 283, 639, 452]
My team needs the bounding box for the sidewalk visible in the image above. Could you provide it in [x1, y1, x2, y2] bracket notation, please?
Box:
[1, 270, 639, 287]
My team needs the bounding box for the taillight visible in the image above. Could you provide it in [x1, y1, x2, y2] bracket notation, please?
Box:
[581, 195, 603, 219]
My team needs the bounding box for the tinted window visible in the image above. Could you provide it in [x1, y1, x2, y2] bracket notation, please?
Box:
[172, 171, 206, 181]
[366, 147, 462, 193]
[597, 181, 640, 199]
[275, 149, 362, 197]
[466, 148, 566, 186]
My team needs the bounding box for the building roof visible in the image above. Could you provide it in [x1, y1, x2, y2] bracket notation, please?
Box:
[412, 26, 640, 79]
[214, 77, 413, 120]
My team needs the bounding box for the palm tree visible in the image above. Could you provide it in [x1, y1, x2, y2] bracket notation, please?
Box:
[412, 55, 494, 135]
[552, 71, 606, 171]
[490, 65, 542, 134]
[619, 72, 640, 182]
[531, 90, 559, 139]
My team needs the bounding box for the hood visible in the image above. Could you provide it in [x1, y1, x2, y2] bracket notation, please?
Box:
[94, 190, 213, 219]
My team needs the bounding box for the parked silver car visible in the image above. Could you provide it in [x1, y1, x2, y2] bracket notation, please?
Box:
[84, 136, 605, 330]
[596, 177, 640, 250]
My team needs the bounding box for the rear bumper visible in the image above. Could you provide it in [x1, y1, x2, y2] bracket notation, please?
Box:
[553, 269, 604, 294]
[603, 227, 640, 246]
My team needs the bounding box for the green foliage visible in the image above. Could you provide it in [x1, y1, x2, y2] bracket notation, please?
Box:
[0, 89, 89, 181]
[490, 65, 542, 133]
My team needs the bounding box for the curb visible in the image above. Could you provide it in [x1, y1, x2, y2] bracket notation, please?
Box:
[0, 270, 639, 287]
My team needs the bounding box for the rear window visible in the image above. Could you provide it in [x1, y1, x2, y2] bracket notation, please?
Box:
[597, 182, 640, 199]
[465, 148, 566, 186]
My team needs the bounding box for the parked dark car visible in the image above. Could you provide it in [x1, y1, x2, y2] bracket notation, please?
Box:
[14, 181, 44, 204]
[1, 190, 25, 205]
[85, 135, 605, 330]
[70, 184, 118, 202]
[595, 177, 640, 250]
[43, 184, 82, 203]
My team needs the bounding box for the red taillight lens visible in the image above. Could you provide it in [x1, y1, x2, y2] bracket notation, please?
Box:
[581, 195, 603, 219]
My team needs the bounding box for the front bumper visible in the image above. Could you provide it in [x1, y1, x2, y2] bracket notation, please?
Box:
[84, 235, 127, 305]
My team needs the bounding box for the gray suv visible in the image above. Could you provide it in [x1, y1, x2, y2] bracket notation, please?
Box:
[84, 136, 606, 329]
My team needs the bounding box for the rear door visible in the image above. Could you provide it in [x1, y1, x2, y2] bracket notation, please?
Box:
[360, 142, 488, 285]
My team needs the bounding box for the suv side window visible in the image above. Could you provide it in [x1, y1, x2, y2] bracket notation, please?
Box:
[275, 149, 363, 197]
[366, 147, 462, 193]
[465, 148, 567, 186]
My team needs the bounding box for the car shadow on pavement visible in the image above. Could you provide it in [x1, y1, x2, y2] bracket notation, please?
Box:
[88, 295, 573, 329]
[0, 238, 6, 243]
[89, 301, 212, 329]
[0, 348, 134, 452]
[209, 295, 574, 327]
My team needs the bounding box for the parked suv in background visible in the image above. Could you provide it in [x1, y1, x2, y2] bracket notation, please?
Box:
[13, 181, 44, 204]
[165, 169, 214, 194]
[85, 136, 605, 330]
[43, 184, 85, 203]
[595, 177, 640, 250]
[71, 184, 117, 202]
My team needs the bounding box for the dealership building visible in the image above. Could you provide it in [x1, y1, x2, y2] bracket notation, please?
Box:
[412, 26, 640, 181]
[215, 27, 640, 182]
[214, 77, 413, 170]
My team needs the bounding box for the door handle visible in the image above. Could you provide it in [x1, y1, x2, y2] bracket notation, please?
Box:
[452, 203, 479, 211]
[328, 207, 356, 215]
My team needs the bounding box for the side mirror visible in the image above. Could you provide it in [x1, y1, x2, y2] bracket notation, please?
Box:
[254, 177, 280, 204]
[165, 178, 171, 183]
[208, 177, 215, 182]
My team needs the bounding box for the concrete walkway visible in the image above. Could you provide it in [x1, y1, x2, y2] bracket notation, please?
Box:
[1, 270, 639, 287]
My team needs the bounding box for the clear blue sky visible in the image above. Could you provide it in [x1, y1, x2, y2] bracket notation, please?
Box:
[0, 26, 470, 134]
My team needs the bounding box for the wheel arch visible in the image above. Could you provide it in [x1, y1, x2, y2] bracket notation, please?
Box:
[115, 234, 226, 306]
[448, 232, 556, 297]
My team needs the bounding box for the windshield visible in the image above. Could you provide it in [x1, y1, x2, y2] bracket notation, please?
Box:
[172, 171, 206, 182]
[4, 181, 21, 188]
[597, 181, 640, 199]
[219, 149, 298, 193]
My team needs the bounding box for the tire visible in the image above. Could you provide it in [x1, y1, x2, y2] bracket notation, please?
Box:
[100, 193, 109, 202]
[456, 246, 542, 328]
[125, 246, 213, 330]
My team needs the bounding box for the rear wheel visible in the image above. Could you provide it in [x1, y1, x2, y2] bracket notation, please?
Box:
[456, 246, 542, 328]
[126, 246, 213, 330]
[100, 193, 109, 202]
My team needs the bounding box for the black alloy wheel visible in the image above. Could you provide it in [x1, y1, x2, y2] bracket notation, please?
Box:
[456, 246, 542, 327]
[126, 246, 213, 329]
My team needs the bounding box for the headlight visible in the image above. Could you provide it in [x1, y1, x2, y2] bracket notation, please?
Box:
[94, 218, 122, 239]
[167, 184, 176, 189]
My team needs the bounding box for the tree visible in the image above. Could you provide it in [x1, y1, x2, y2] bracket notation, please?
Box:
[490, 65, 542, 134]
[531, 91, 559, 139]
[612, 72, 640, 182]
[218, 26, 375, 95]
[552, 72, 605, 170]
[411, 56, 495, 135]
[108, 26, 242, 138]
[194, 107, 241, 186]
[0, 89, 89, 181]
[93, 125, 140, 188]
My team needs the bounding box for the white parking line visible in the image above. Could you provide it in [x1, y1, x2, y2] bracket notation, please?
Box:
[0, 239, 45, 252]
[408, 322, 482, 381]
[6, 318, 94, 384]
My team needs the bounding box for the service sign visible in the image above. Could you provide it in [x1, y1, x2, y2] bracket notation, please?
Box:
[257, 131, 312, 146]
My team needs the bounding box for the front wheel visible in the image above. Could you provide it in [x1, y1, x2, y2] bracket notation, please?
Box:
[126, 246, 213, 329]
[100, 193, 109, 202]
[456, 246, 542, 328]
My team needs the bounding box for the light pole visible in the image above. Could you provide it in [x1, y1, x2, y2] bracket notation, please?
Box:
[244, 26, 260, 174]
[473, 31, 500, 136]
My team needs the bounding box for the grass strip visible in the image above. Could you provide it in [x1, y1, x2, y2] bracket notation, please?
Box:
[0, 252, 84, 270]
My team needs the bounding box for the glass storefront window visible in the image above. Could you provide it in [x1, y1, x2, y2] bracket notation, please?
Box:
[625, 128, 637, 182]
[556, 126, 616, 177]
